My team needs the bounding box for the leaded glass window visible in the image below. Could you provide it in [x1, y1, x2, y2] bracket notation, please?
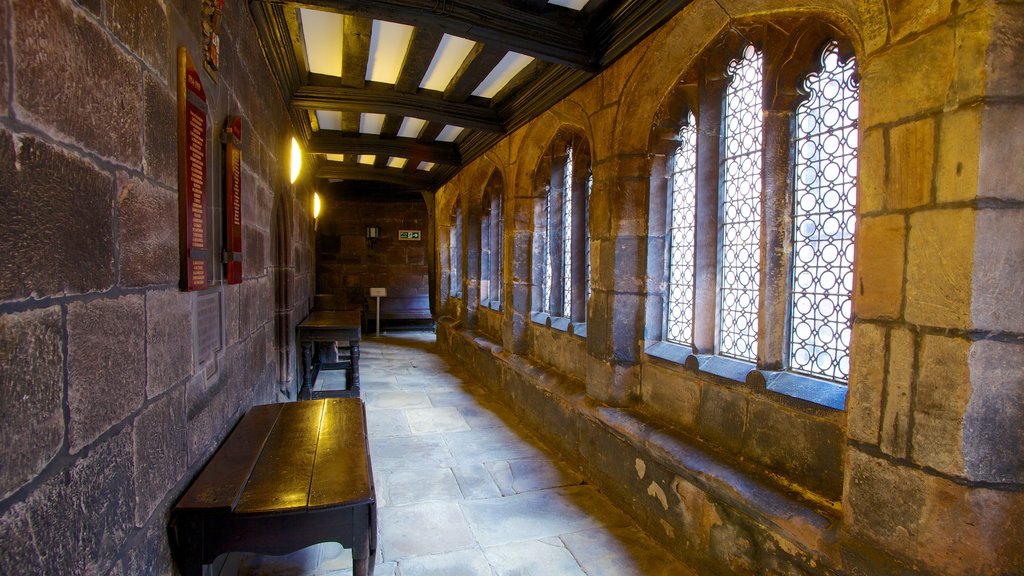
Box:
[666, 111, 698, 346]
[719, 44, 763, 362]
[562, 145, 574, 317]
[542, 184, 553, 313]
[789, 41, 858, 382]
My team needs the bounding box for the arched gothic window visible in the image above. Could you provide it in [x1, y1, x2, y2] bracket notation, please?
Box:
[647, 30, 859, 404]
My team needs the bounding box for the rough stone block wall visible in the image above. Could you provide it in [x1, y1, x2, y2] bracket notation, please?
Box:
[316, 194, 429, 312]
[435, 1, 1024, 574]
[0, 0, 312, 573]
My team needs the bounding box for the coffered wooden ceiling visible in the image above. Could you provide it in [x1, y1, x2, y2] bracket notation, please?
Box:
[250, 0, 691, 194]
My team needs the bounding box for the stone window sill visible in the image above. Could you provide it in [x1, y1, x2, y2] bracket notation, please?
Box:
[644, 341, 846, 410]
[531, 312, 587, 339]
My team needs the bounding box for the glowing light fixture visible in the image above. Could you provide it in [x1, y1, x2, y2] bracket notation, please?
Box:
[290, 137, 302, 183]
[313, 192, 321, 219]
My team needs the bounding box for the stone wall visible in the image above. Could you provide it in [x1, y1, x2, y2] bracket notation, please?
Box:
[436, 1, 1024, 574]
[316, 192, 430, 312]
[0, 1, 314, 573]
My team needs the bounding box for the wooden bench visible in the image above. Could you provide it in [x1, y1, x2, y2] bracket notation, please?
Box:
[365, 294, 433, 330]
[169, 399, 377, 576]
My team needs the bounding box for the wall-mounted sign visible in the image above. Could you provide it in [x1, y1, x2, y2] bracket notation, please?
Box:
[398, 230, 421, 241]
[223, 116, 243, 285]
[178, 47, 209, 292]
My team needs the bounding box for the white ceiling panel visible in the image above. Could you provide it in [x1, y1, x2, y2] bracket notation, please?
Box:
[472, 52, 534, 99]
[360, 113, 386, 135]
[436, 125, 465, 142]
[548, 0, 590, 9]
[367, 20, 415, 84]
[420, 34, 476, 91]
[300, 9, 343, 77]
[315, 110, 343, 131]
[397, 117, 428, 139]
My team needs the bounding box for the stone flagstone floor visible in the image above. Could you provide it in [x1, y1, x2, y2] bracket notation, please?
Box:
[219, 330, 696, 576]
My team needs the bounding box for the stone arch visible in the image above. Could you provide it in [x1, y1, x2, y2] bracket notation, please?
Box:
[271, 189, 295, 397]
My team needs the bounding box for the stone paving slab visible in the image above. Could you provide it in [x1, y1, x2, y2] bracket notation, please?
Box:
[443, 426, 547, 465]
[393, 547, 491, 576]
[452, 463, 502, 500]
[405, 406, 471, 434]
[364, 408, 411, 438]
[561, 525, 700, 576]
[381, 467, 463, 506]
[459, 485, 618, 547]
[378, 501, 476, 561]
[484, 539, 588, 576]
[486, 457, 582, 496]
[370, 434, 454, 471]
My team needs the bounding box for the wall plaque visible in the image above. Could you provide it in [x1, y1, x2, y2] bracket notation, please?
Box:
[223, 116, 243, 285]
[178, 47, 209, 292]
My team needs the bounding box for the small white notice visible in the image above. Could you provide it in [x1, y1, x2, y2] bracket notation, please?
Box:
[369, 287, 387, 297]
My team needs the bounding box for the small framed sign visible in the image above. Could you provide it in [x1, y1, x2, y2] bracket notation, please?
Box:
[398, 229, 421, 241]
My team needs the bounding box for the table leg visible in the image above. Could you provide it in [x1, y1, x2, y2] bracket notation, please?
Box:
[300, 341, 313, 400]
[350, 342, 360, 393]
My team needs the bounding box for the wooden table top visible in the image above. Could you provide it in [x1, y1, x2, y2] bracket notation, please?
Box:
[299, 310, 362, 331]
[175, 399, 372, 515]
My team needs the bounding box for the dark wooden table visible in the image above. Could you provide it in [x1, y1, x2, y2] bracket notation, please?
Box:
[169, 399, 377, 576]
[298, 309, 362, 399]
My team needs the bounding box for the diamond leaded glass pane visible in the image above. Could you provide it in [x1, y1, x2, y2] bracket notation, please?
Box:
[719, 45, 763, 362]
[789, 41, 859, 383]
[563, 146, 574, 318]
[543, 185, 553, 314]
[666, 111, 697, 346]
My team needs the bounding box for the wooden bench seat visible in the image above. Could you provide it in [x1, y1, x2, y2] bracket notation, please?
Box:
[365, 294, 433, 330]
[169, 399, 377, 576]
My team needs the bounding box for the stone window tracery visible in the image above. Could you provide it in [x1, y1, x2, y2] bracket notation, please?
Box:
[537, 131, 591, 326]
[647, 28, 859, 402]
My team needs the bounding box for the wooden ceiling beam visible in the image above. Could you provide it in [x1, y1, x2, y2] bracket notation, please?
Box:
[263, 0, 596, 70]
[317, 162, 436, 188]
[394, 28, 443, 94]
[309, 132, 461, 165]
[341, 15, 371, 87]
[444, 44, 508, 103]
[292, 81, 504, 132]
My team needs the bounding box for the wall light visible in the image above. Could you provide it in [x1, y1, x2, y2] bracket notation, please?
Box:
[366, 225, 380, 248]
[290, 137, 302, 183]
[313, 192, 321, 219]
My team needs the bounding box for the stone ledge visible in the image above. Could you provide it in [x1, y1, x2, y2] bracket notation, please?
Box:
[440, 323, 842, 573]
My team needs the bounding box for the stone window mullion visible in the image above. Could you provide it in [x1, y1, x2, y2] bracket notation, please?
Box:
[693, 77, 726, 355]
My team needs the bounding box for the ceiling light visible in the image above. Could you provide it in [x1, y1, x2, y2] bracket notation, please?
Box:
[325, 153, 344, 162]
[387, 157, 408, 169]
[417, 161, 435, 171]
[366, 20, 414, 84]
[472, 52, 534, 99]
[358, 155, 375, 165]
[300, 9, 343, 77]
[420, 34, 476, 91]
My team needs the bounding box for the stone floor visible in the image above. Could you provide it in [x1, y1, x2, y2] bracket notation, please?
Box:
[219, 330, 696, 576]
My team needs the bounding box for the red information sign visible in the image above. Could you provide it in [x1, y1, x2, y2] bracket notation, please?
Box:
[224, 116, 243, 285]
[178, 47, 209, 291]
